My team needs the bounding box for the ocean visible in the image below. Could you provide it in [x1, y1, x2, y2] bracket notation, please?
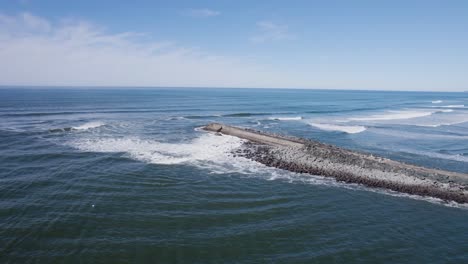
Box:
[1, 87, 467, 263]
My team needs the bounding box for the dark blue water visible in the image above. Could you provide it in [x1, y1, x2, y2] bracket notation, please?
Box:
[1, 88, 467, 263]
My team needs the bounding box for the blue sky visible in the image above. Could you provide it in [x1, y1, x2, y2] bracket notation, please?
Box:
[0, 0, 467, 91]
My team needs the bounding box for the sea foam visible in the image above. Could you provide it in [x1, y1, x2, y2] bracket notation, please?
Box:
[68, 130, 467, 208]
[440, 105, 465, 108]
[72, 121, 105, 130]
[70, 133, 278, 175]
[348, 110, 436, 121]
[308, 122, 366, 134]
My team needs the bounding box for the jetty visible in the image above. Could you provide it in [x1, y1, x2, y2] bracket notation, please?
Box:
[203, 123, 468, 203]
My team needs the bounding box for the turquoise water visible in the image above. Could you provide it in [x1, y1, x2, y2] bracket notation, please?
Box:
[1, 88, 467, 263]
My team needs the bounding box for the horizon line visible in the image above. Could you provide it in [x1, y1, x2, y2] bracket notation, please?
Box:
[0, 85, 466, 93]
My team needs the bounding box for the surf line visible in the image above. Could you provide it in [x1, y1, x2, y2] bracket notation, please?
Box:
[203, 123, 468, 203]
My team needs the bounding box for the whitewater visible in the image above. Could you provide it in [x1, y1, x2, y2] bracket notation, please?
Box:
[1, 88, 468, 264]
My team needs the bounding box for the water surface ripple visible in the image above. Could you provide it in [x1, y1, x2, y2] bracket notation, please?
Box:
[1, 88, 467, 263]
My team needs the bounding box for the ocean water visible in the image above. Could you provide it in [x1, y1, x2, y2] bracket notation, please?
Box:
[1, 87, 467, 263]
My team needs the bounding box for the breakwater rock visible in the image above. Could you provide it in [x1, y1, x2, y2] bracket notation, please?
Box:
[203, 123, 468, 203]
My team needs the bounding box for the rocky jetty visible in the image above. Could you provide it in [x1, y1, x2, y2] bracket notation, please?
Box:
[203, 123, 468, 203]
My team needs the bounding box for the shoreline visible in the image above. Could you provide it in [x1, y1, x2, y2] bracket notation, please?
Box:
[203, 123, 468, 203]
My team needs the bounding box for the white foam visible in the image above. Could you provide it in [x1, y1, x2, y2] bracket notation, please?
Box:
[349, 110, 436, 121]
[432, 100, 443, 104]
[372, 109, 467, 127]
[440, 105, 465, 108]
[308, 122, 367, 134]
[268, 116, 303, 121]
[71, 133, 237, 164]
[69, 132, 467, 209]
[166, 116, 186, 120]
[72, 121, 105, 130]
[70, 133, 280, 174]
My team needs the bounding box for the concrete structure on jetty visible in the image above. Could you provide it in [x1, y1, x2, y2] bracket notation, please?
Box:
[203, 123, 468, 203]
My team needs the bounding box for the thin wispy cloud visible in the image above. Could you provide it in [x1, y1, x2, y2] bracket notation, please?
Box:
[184, 8, 220, 18]
[0, 12, 296, 88]
[0, 12, 51, 33]
[250, 21, 294, 43]
[0, 12, 456, 90]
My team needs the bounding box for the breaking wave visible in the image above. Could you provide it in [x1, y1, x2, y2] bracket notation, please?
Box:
[308, 123, 367, 134]
[70, 133, 464, 207]
[440, 105, 465, 108]
[223, 113, 270, 117]
[68, 132, 466, 208]
[268, 116, 303, 121]
[348, 110, 437, 121]
[69, 133, 276, 174]
[72, 121, 105, 130]
[350, 108, 467, 128]
[49, 121, 105, 133]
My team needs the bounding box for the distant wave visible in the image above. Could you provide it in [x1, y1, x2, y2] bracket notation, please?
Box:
[308, 122, 367, 134]
[347, 109, 457, 122]
[3, 111, 91, 117]
[348, 110, 437, 121]
[49, 121, 105, 133]
[305, 106, 382, 114]
[432, 100, 443, 104]
[440, 105, 465, 108]
[166, 116, 186, 120]
[174, 113, 274, 119]
[3, 109, 218, 117]
[73, 121, 105, 130]
[304, 107, 459, 133]
[342, 108, 467, 128]
[223, 113, 270, 117]
[268, 116, 303, 121]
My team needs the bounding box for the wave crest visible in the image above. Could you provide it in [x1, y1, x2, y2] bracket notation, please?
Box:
[72, 121, 105, 130]
[440, 105, 465, 108]
[308, 123, 366, 134]
[268, 116, 302, 121]
[69, 133, 275, 174]
[49, 121, 105, 133]
[349, 110, 436, 121]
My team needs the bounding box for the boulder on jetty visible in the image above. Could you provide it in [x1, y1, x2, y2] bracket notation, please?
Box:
[203, 123, 468, 203]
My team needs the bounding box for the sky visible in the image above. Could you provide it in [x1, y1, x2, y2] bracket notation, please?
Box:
[0, 0, 467, 91]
